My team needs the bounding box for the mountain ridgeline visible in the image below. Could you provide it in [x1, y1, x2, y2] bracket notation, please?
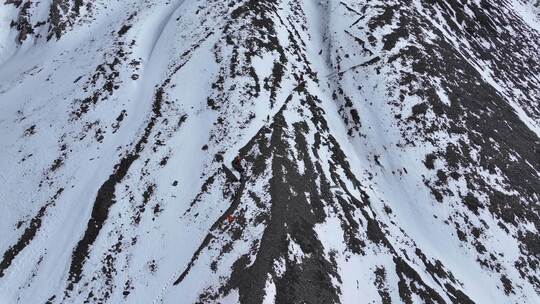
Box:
[0, 0, 539, 303]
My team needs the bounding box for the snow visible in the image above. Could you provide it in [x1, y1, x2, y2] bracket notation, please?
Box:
[262, 275, 276, 304]
[0, 4, 19, 65]
[0, 0, 539, 303]
[512, 0, 540, 32]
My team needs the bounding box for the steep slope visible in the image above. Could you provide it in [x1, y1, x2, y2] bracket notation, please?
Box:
[0, 0, 539, 303]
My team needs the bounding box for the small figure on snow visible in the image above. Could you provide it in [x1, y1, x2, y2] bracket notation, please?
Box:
[232, 156, 243, 173]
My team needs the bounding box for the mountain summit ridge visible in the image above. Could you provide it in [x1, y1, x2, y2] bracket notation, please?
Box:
[0, 0, 539, 303]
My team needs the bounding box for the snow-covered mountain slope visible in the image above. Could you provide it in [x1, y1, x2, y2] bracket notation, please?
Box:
[0, 0, 539, 303]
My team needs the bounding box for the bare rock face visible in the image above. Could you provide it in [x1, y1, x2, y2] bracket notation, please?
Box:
[0, 0, 539, 303]
[3, 0, 89, 44]
[47, 0, 89, 40]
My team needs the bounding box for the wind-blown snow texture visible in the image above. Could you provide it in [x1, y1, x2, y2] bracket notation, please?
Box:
[0, 0, 539, 303]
